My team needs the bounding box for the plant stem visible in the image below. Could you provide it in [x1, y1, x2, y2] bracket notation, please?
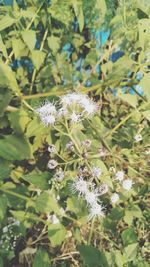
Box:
[0, 188, 30, 201]
[88, 218, 95, 244]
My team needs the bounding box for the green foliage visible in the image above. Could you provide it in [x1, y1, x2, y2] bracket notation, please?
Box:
[0, 0, 149, 266]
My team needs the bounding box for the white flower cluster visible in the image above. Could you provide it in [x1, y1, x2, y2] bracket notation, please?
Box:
[71, 176, 107, 220]
[36, 93, 97, 126]
[110, 170, 134, 204]
[36, 100, 56, 126]
[115, 170, 133, 191]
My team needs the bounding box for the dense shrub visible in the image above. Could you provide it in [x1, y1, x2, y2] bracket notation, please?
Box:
[0, 0, 149, 266]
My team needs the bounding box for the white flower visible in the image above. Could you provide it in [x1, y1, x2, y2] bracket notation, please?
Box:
[134, 134, 142, 142]
[70, 111, 81, 123]
[98, 183, 108, 195]
[36, 101, 56, 116]
[115, 171, 124, 182]
[84, 190, 99, 205]
[91, 166, 102, 178]
[36, 101, 56, 126]
[88, 203, 105, 220]
[54, 169, 64, 181]
[109, 166, 116, 173]
[58, 107, 68, 117]
[47, 159, 58, 169]
[122, 179, 133, 191]
[48, 144, 57, 153]
[71, 176, 88, 196]
[40, 114, 56, 126]
[145, 149, 150, 155]
[2, 226, 9, 233]
[111, 193, 119, 204]
[82, 101, 97, 116]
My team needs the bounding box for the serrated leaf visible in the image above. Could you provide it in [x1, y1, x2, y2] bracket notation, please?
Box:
[22, 171, 50, 190]
[35, 192, 60, 214]
[139, 73, 150, 100]
[33, 249, 50, 267]
[0, 34, 8, 58]
[12, 38, 27, 58]
[22, 30, 36, 51]
[0, 195, 7, 220]
[137, 0, 150, 15]
[0, 15, 15, 31]
[123, 243, 138, 262]
[143, 110, 150, 121]
[119, 93, 138, 108]
[0, 135, 33, 160]
[48, 223, 66, 247]
[0, 62, 20, 94]
[47, 35, 60, 53]
[96, 0, 107, 23]
[72, 0, 84, 32]
[8, 109, 31, 134]
[138, 19, 150, 50]
[0, 88, 12, 116]
[78, 245, 109, 267]
[121, 228, 137, 246]
[0, 159, 12, 180]
[31, 51, 46, 70]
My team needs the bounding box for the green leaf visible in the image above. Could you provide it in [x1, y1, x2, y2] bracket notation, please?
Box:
[0, 257, 3, 267]
[8, 109, 31, 134]
[0, 159, 12, 180]
[73, 0, 84, 32]
[123, 243, 138, 262]
[33, 249, 50, 267]
[47, 35, 60, 53]
[0, 88, 12, 117]
[138, 19, 150, 50]
[0, 34, 8, 58]
[35, 192, 60, 214]
[114, 250, 125, 267]
[0, 62, 20, 94]
[12, 38, 27, 58]
[124, 210, 134, 226]
[48, 223, 66, 247]
[0, 195, 7, 220]
[137, 0, 150, 15]
[0, 15, 15, 31]
[78, 245, 109, 267]
[31, 51, 46, 70]
[119, 93, 138, 108]
[96, 0, 107, 24]
[139, 73, 150, 100]
[22, 30, 36, 51]
[22, 171, 50, 190]
[121, 228, 137, 246]
[143, 110, 150, 121]
[0, 135, 33, 160]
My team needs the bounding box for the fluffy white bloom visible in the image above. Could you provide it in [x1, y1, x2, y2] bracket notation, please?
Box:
[88, 203, 105, 220]
[82, 101, 97, 116]
[40, 114, 56, 126]
[54, 169, 64, 181]
[36, 101, 56, 126]
[122, 179, 133, 191]
[70, 111, 81, 123]
[145, 149, 150, 155]
[134, 134, 142, 142]
[66, 141, 74, 151]
[98, 183, 108, 195]
[48, 144, 57, 153]
[91, 166, 102, 178]
[71, 176, 88, 196]
[111, 193, 119, 204]
[115, 171, 124, 182]
[58, 107, 68, 117]
[36, 101, 56, 116]
[47, 159, 58, 169]
[84, 190, 99, 205]
[81, 139, 92, 148]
